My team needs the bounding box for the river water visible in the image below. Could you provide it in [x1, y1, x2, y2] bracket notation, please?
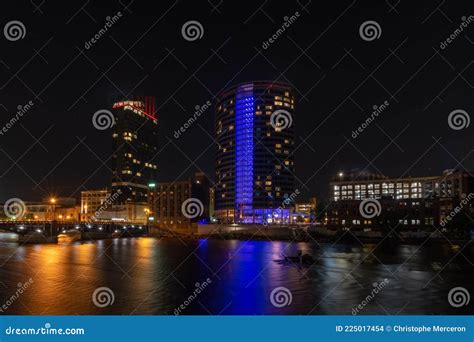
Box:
[0, 237, 472, 315]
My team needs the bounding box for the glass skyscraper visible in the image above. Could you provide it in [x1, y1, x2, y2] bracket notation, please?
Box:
[111, 96, 158, 205]
[215, 81, 295, 224]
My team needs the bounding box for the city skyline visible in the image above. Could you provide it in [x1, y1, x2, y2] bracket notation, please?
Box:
[0, 0, 472, 322]
[1, 0, 473, 204]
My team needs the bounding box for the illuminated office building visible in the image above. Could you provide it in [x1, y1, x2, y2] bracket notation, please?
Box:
[327, 169, 474, 229]
[111, 96, 158, 204]
[215, 81, 296, 224]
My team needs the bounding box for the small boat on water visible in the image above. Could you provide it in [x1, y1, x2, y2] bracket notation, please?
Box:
[284, 253, 315, 265]
[57, 230, 82, 243]
[275, 250, 316, 266]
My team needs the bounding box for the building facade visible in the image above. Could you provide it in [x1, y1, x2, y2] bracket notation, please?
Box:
[327, 169, 474, 232]
[111, 96, 158, 205]
[26, 197, 79, 221]
[155, 173, 211, 229]
[214, 81, 296, 224]
[294, 197, 317, 223]
[80, 189, 111, 222]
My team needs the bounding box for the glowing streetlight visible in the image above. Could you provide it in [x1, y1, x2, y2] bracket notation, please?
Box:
[50, 198, 57, 221]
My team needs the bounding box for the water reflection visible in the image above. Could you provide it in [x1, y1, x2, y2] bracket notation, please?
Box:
[0, 237, 472, 315]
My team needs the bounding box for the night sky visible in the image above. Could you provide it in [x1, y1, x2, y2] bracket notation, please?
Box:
[1, 0, 473, 203]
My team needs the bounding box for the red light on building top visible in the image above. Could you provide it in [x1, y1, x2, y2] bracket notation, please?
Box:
[113, 96, 157, 122]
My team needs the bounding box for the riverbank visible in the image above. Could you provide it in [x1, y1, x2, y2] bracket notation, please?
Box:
[1, 227, 471, 247]
[148, 225, 473, 246]
[0, 230, 147, 244]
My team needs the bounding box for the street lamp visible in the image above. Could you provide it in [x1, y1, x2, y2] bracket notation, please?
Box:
[144, 208, 150, 225]
[50, 198, 57, 221]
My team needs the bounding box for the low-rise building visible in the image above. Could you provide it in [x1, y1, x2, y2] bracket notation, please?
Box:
[294, 197, 317, 223]
[326, 169, 473, 233]
[25, 197, 79, 221]
[80, 190, 110, 222]
[155, 172, 211, 230]
[94, 203, 148, 224]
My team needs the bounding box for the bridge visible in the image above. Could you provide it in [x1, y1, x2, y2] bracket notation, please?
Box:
[0, 220, 149, 241]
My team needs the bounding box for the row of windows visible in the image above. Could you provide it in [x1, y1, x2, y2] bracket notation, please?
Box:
[334, 193, 425, 201]
[335, 188, 423, 196]
[217, 92, 294, 112]
[121, 170, 142, 177]
[334, 182, 423, 191]
[342, 219, 430, 225]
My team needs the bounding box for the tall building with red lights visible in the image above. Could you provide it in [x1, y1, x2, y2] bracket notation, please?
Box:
[111, 96, 158, 204]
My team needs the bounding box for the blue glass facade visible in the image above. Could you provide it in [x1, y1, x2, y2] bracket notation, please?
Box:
[235, 85, 254, 222]
[215, 81, 295, 224]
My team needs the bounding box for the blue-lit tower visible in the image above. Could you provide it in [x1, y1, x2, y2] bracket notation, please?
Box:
[215, 81, 295, 224]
